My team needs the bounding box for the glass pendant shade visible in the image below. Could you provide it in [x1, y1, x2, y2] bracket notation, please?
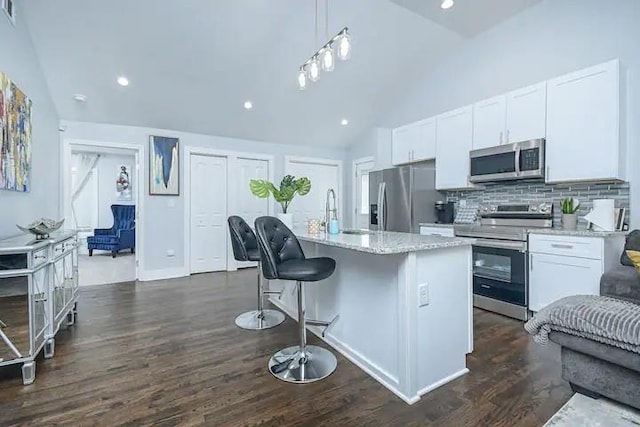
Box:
[321, 46, 335, 72]
[337, 31, 351, 61]
[308, 56, 320, 82]
[297, 67, 307, 90]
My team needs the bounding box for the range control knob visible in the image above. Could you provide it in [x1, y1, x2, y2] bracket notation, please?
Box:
[491, 206, 497, 212]
[531, 206, 538, 212]
[539, 203, 549, 213]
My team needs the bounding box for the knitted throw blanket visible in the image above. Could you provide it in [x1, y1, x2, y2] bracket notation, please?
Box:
[524, 295, 640, 354]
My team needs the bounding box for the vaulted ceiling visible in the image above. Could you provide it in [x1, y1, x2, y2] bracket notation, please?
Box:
[22, 0, 539, 148]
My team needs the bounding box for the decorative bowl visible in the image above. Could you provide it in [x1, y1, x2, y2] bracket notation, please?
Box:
[17, 218, 65, 239]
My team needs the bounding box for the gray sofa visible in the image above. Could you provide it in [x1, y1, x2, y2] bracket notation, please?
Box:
[548, 230, 640, 410]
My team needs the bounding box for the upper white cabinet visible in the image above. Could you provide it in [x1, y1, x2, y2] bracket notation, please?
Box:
[436, 106, 473, 190]
[473, 83, 547, 150]
[546, 60, 622, 183]
[505, 82, 547, 143]
[392, 125, 413, 165]
[472, 96, 507, 149]
[413, 118, 437, 162]
[392, 118, 437, 165]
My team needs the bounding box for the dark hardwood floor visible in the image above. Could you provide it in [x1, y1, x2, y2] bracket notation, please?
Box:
[0, 269, 572, 426]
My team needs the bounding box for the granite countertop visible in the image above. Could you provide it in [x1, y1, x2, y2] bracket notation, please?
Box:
[527, 228, 627, 238]
[294, 229, 472, 255]
[418, 223, 455, 228]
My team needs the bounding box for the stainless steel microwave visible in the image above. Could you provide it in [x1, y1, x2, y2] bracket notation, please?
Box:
[469, 139, 545, 183]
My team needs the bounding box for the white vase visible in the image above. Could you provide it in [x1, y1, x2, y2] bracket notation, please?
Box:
[277, 213, 293, 229]
[562, 213, 578, 230]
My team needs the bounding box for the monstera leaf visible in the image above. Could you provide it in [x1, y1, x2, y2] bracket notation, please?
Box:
[249, 175, 312, 214]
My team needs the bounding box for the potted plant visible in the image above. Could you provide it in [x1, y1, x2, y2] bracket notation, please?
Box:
[560, 198, 580, 230]
[250, 175, 311, 228]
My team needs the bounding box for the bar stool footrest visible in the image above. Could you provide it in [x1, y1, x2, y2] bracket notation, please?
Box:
[305, 314, 340, 338]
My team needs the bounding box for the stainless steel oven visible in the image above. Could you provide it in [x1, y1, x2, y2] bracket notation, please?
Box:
[469, 139, 545, 183]
[455, 203, 553, 321]
[472, 238, 528, 320]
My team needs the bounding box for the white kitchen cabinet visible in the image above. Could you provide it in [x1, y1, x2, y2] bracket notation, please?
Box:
[473, 83, 547, 150]
[412, 118, 437, 162]
[436, 106, 474, 190]
[419, 226, 454, 237]
[528, 233, 625, 312]
[392, 125, 413, 165]
[391, 118, 437, 165]
[529, 253, 601, 312]
[505, 82, 547, 143]
[546, 60, 623, 183]
[472, 96, 506, 149]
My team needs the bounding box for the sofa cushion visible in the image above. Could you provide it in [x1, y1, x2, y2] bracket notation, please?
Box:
[600, 265, 640, 304]
[621, 230, 640, 266]
[549, 331, 640, 373]
[627, 250, 640, 273]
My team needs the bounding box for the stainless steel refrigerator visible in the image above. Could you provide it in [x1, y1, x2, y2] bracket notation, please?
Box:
[369, 164, 442, 233]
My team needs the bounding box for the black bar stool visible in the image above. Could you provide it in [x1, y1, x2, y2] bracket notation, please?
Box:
[228, 216, 285, 330]
[254, 216, 338, 383]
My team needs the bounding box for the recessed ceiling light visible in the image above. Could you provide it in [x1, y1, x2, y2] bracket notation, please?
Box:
[243, 101, 253, 110]
[117, 76, 129, 86]
[441, 0, 454, 9]
[73, 93, 87, 103]
[341, 119, 349, 126]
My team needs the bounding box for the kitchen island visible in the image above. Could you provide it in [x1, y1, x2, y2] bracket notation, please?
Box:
[268, 229, 473, 404]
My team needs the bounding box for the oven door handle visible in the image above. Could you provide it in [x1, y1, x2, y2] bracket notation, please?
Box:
[515, 148, 521, 176]
[473, 238, 527, 252]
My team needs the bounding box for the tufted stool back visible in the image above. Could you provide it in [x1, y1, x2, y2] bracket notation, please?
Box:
[254, 216, 305, 280]
[228, 216, 260, 262]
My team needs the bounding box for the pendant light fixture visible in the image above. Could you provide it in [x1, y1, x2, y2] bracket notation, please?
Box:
[297, 67, 308, 90]
[297, 0, 350, 90]
[308, 55, 321, 82]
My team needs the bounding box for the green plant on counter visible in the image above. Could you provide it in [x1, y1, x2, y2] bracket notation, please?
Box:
[249, 175, 311, 213]
[560, 198, 580, 214]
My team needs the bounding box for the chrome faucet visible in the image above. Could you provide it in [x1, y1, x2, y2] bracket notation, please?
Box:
[325, 188, 337, 230]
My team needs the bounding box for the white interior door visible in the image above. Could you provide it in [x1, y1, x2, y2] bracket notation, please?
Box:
[234, 157, 270, 268]
[190, 154, 227, 274]
[286, 159, 341, 230]
[354, 159, 375, 228]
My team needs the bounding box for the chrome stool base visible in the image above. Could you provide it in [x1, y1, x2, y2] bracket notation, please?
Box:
[268, 345, 337, 383]
[235, 309, 285, 330]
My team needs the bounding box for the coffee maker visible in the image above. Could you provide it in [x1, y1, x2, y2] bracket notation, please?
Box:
[435, 201, 455, 224]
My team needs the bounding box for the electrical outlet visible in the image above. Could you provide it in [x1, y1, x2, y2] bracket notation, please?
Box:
[419, 284, 430, 307]
[167, 249, 175, 258]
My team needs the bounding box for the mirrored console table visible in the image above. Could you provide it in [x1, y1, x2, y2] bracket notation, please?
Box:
[0, 230, 79, 385]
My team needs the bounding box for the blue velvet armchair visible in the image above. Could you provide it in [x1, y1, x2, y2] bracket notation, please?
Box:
[87, 205, 136, 258]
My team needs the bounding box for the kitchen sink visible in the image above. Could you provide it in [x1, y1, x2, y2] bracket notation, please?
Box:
[340, 229, 373, 235]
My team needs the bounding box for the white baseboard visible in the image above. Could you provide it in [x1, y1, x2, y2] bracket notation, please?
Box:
[139, 267, 189, 282]
[416, 368, 470, 398]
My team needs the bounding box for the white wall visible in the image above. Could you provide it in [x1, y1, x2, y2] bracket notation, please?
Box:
[347, 0, 640, 228]
[71, 153, 136, 229]
[95, 154, 136, 228]
[0, 6, 60, 238]
[62, 121, 347, 275]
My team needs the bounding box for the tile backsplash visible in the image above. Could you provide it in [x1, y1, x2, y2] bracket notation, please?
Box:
[446, 181, 630, 227]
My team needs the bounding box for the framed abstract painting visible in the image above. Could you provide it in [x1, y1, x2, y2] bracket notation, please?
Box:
[1, 72, 33, 193]
[149, 135, 179, 196]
